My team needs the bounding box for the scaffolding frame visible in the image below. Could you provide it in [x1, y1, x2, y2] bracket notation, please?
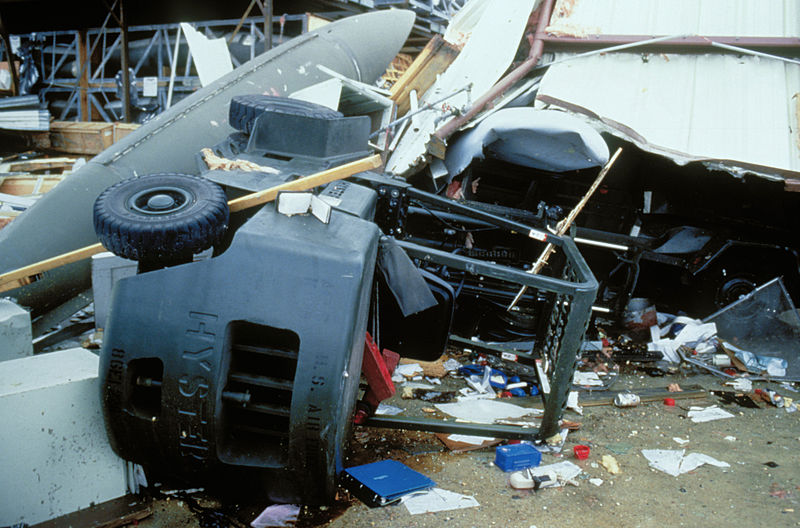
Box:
[0, 14, 309, 123]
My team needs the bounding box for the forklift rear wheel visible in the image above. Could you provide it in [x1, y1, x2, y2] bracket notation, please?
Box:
[228, 94, 343, 135]
[93, 173, 229, 263]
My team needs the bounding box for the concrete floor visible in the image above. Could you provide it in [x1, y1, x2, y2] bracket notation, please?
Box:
[136, 368, 800, 528]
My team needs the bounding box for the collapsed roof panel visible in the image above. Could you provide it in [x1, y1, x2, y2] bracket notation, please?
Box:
[546, 0, 800, 38]
[386, 0, 540, 177]
[443, 107, 609, 177]
[535, 51, 800, 179]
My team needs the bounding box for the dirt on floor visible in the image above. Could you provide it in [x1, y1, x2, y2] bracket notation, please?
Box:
[136, 366, 800, 528]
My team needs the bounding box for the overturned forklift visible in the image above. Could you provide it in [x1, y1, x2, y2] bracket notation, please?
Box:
[96, 95, 597, 504]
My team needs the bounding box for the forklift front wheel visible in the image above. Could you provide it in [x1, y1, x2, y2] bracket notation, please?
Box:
[93, 173, 229, 263]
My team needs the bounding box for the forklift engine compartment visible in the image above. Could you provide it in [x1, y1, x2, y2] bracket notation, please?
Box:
[98, 95, 598, 505]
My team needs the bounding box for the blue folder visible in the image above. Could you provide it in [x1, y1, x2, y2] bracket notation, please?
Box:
[341, 460, 435, 507]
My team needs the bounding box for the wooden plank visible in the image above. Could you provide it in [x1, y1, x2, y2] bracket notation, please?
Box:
[507, 384, 707, 410]
[390, 35, 460, 117]
[0, 175, 64, 195]
[78, 30, 89, 120]
[8, 160, 75, 173]
[0, 242, 106, 293]
[578, 384, 707, 407]
[31, 494, 152, 528]
[390, 35, 442, 99]
[227, 153, 382, 212]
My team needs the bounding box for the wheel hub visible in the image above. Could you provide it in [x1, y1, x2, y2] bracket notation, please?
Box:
[128, 186, 193, 215]
[146, 194, 176, 210]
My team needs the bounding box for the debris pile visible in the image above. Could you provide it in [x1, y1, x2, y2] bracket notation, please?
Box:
[0, 0, 799, 526]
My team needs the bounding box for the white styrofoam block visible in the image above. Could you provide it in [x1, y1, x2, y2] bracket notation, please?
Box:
[0, 348, 128, 526]
[0, 298, 33, 361]
[91, 252, 137, 330]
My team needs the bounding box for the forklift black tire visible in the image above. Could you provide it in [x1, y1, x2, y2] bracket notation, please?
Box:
[93, 173, 229, 263]
[228, 94, 342, 135]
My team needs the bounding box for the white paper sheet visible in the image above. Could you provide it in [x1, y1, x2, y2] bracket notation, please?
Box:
[447, 434, 496, 445]
[687, 405, 734, 423]
[528, 460, 582, 483]
[434, 399, 536, 423]
[250, 504, 300, 528]
[641, 449, 730, 476]
[402, 488, 479, 515]
[573, 371, 604, 386]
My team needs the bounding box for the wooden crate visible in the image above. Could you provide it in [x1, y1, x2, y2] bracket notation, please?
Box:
[0, 174, 66, 196]
[113, 122, 140, 143]
[48, 121, 115, 155]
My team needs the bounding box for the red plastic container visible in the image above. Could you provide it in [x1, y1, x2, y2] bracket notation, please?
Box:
[664, 397, 676, 406]
[573, 445, 590, 460]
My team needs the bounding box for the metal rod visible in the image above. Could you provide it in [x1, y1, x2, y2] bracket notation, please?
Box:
[507, 147, 622, 311]
[362, 415, 540, 440]
[369, 83, 472, 140]
[228, 0, 258, 45]
[709, 40, 800, 66]
[263, 0, 272, 54]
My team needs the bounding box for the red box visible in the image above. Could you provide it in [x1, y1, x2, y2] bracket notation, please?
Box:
[573, 445, 590, 460]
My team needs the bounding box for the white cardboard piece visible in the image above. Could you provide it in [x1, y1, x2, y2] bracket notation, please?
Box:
[180, 23, 233, 87]
[641, 449, 730, 476]
[687, 405, 735, 423]
[402, 488, 479, 515]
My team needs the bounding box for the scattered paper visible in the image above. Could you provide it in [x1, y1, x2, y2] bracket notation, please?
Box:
[573, 371, 604, 386]
[530, 461, 582, 483]
[687, 405, 735, 423]
[641, 449, 730, 476]
[434, 399, 536, 423]
[456, 389, 497, 401]
[725, 378, 753, 392]
[443, 358, 462, 372]
[648, 339, 680, 363]
[402, 488, 479, 515]
[589, 478, 603, 486]
[447, 434, 496, 445]
[672, 437, 690, 446]
[375, 403, 404, 416]
[435, 433, 501, 452]
[250, 504, 300, 528]
[393, 363, 423, 382]
[566, 391, 583, 415]
[537, 428, 569, 453]
[731, 346, 787, 377]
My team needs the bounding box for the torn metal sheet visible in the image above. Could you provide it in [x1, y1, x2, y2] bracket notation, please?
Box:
[179, 23, 233, 87]
[443, 107, 609, 178]
[535, 51, 800, 180]
[386, 0, 539, 177]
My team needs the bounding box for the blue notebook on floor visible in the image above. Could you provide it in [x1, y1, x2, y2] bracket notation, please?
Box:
[341, 460, 435, 507]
